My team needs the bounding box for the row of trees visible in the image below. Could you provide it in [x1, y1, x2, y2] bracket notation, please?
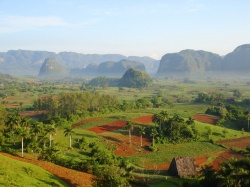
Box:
[33, 92, 170, 124]
[1, 109, 57, 157]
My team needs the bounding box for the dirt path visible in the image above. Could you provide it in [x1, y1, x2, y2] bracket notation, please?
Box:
[0, 152, 93, 187]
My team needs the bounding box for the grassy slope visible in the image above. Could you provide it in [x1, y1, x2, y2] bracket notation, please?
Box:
[0, 154, 69, 187]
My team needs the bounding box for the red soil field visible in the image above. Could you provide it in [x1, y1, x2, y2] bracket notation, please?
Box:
[134, 115, 153, 124]
[71, 117, 102, 128]
[193, 114, 220, 124]
[217, 136, 250, 149]
[0, 152, 93, 187]
[210, 150, 243, 170]
[113, 135, 152, 157]
[88, 120, 126, 134]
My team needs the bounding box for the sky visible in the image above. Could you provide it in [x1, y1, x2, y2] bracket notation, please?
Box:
[0, 0, 249, 59]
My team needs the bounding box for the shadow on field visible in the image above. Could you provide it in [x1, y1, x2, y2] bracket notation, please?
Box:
[102, 135, 122, 143]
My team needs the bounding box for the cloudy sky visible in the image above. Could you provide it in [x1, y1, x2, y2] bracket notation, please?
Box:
[0, 0, 249, 59]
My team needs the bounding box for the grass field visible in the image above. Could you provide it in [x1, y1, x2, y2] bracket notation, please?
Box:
[0, 154, 68, 187]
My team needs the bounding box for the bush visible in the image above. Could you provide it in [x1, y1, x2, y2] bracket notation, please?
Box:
[148, 144, 157, 152]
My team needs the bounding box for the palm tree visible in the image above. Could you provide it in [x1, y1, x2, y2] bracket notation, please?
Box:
[64, 127, 75, 148]
[20, 116, 30, 127]
[138, 126, 145, 147]
[150, 127, 158, 147]
[5, 112, 20, 145]
[152, 111, 168, 132]
[18, 126, 30, 157]
[45, 125, 56, 147]
[246, 111, 250, 132]
[31, 122, 42, 141]
[125, 121, 134, 144]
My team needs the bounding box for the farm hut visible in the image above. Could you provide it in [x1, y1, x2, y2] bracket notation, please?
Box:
[168, 156, 198, 177]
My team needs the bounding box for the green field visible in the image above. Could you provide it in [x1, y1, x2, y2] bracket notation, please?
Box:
[0, 154, 68, 187]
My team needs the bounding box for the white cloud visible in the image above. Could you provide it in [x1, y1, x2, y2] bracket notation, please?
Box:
[0, 15, 66, 33]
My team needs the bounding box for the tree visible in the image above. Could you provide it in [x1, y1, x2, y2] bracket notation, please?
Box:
[125, 121, 134, 144]
[64, 127, 75, 148]
[18, 126, 30, 157]
[186, 116, 195, 126]
[246, 111, 250, 132]
[138, 126, 145, 147]
[205, 126, 212, 140]
[233, 89, 242, 99]
[31, 122, 43, 141]
[150, 127, 158, 146]
[152, 111, 168, 132]
[45, 124, 56, 147]
[5, 110, 20, 145]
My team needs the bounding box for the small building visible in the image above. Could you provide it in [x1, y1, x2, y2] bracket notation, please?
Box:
[168, 156, 198, 177]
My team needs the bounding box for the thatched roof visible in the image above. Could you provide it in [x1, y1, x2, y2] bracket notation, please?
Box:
[168, 156, 198, 177]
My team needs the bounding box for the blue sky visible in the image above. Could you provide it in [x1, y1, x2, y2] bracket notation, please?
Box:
[0, 0, 249, 59]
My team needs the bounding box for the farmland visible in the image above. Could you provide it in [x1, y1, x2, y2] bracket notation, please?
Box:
[0, 77, 250, 186]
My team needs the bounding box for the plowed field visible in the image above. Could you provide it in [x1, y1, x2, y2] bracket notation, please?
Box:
[210, 150, 243, 170]
[88, 120, 126, 134]
[134, 115, 153, 123]
[193, 114, 219, 124]
[217, 136, 250, 149]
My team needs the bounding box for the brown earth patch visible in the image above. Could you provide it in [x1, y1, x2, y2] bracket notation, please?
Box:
[217, 136, 250, 149]
[195, 156, 208, 165]
[193, 114, 220, 124]
[0, 152, 93, 187]
[113, 134, 152, 157]
[88, 120, 126, 134]
[210, 150, 243, 170]
[134, 115, 153, 124]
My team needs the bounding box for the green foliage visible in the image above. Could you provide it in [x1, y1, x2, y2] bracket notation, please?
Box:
[87, 76, 119, 87]
[119, 68, 152, 88]
[200, 158, 250, 187]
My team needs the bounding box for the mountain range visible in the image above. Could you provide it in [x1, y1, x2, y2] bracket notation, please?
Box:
[0, 44, 250, 78]
[0, 51, 158, 77]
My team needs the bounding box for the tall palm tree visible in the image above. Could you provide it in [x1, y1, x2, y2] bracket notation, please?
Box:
[125, 121, 134, 144]
[64, 127, 75, 148]
[45, 124, 56, 147]
[150, 127, 158, 147]
[18, 126, 30, 157]
[138, 126, 145, 147]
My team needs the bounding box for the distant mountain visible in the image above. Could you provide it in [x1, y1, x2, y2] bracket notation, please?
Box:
[222, 44, 250, 71]
[127, 56, 159, 75]
[157, 50, 222, 77]
[0, 50, 55, 76]
[0, 50, 158, 76]
[97, 59, 146, 77]
[38, 57, 69, 77]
